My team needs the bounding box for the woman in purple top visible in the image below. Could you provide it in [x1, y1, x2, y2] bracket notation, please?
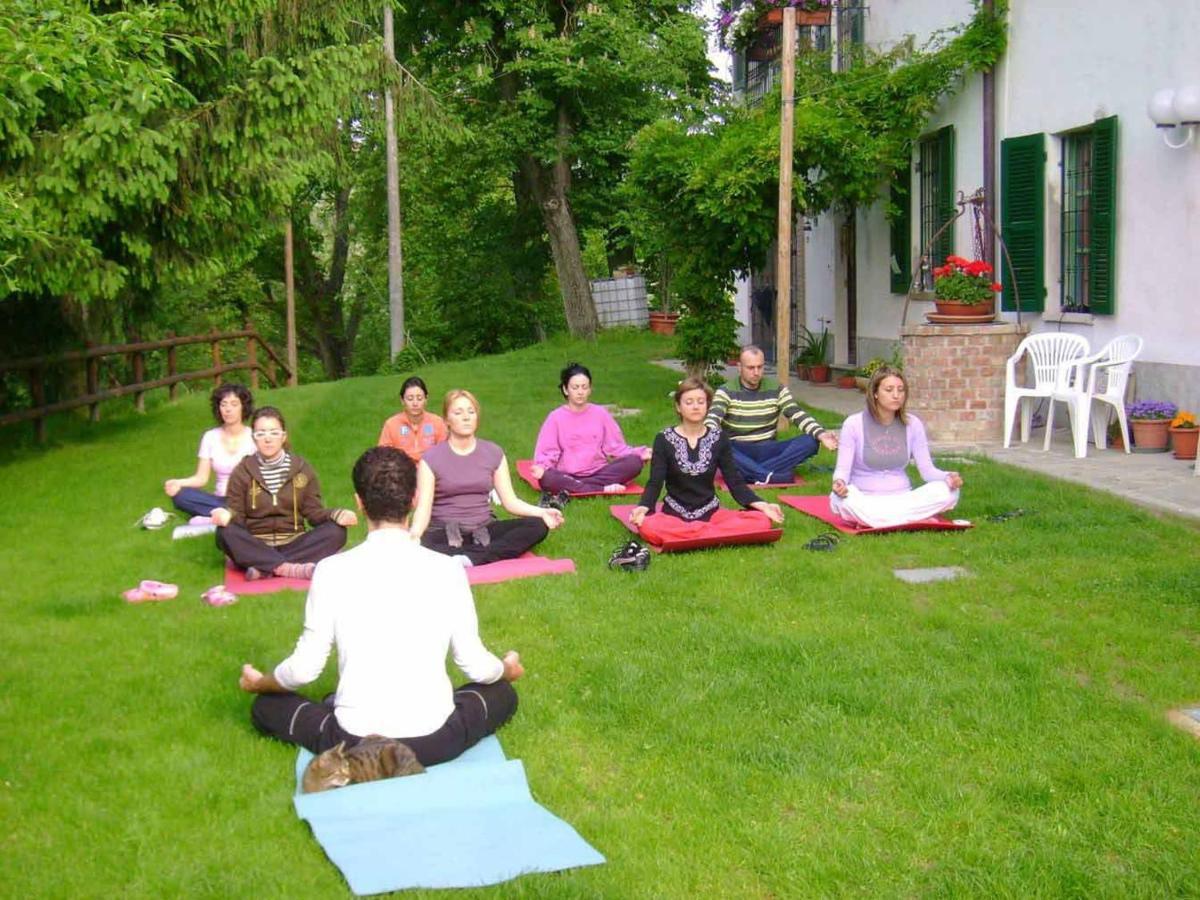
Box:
[413, 389, 564, 566]
[531, 362, 650, 494]
[830, 366, 963, 528]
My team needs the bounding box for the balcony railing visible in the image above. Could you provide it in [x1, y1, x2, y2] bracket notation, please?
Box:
[732, 4, 868, 106]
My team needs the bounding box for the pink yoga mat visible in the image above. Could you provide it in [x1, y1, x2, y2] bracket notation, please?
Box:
[466, 553, 576, 585]
[778, 494, 973, 534]
[516, 459, 642, 497]
[608, 504, 783, 553]
[224, 561, 310, 596]
[225, 552, 575, 595]
[713, 472, 804, 491]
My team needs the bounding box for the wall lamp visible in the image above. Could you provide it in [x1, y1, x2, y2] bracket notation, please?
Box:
[1147, 85, 1200, 149]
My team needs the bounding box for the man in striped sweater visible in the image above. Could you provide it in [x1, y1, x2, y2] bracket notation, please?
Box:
[704, 345, 839, 484]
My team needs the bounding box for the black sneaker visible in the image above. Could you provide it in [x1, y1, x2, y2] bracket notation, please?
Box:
[608, 540, 651, 571]
[538, 490, 571, 511]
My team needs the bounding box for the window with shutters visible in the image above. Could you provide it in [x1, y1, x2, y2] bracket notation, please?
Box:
[1000, 132, 1046, 313]
[1059, 117, 1118, 314]
[888, 163, 912, 294]
[917, 126, 954, 289]
[1060, 130, 1094, 311]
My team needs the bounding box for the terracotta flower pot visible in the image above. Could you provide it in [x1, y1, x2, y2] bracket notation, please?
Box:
[1170, 427, 1199, 460]
[794, 363, 809, 380]
[796, 9, 832, 25]
[836, 375, 857, 389]
[1130, 418, 1170, 453]
[934, 298, 995, 318]
[808, 364, 831, 384]
[648, 311, 679, 336]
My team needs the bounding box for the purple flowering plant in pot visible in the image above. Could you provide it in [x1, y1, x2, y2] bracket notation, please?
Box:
[1126, 400, 1177, 453]
[717, 0, 834, 51]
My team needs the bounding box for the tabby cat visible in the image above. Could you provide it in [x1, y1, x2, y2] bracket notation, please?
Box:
[302, 735, 425, 793]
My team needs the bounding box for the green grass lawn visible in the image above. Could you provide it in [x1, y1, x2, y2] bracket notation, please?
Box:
[1, 329, 1198, 897]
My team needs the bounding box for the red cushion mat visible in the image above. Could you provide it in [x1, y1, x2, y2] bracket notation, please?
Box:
[778, 494, 973, 534]
[224, 561, 310, 596]
[466, 553, 576, 585]
[713, 472, 804, 491]
[609, 504, 782, 553]
[516, 459, 641, 497]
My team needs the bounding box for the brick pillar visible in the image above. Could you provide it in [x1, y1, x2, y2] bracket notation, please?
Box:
[900, 322, 1028, 444]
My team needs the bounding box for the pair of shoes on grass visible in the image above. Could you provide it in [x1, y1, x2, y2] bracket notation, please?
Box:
[201, 585, 238, 607]
[136, 507, 173, 530]
[122, 580, 179, 603]
[538, 490, 571, 511]
[803, 532, 841, 552]
[608, 540, 651, 571]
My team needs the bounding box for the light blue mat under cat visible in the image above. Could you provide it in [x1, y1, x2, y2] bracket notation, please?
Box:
[293, 736, 605, 894]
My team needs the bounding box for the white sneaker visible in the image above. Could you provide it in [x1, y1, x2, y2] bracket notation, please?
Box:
[139, 507, 171, 530]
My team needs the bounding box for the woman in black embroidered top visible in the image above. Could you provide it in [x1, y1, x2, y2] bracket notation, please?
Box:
[630, 377, 784, 531]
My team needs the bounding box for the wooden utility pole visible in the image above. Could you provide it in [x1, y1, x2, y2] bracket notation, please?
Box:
[383, 4, 405, 359]
[284, 220, 298, 387]
[774, 7, 797, 376]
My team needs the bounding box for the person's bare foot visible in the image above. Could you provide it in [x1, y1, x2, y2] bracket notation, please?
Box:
[603, 483, 627, 493]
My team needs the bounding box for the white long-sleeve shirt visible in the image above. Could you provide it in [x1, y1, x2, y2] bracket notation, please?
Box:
[273, 527, 504, 738]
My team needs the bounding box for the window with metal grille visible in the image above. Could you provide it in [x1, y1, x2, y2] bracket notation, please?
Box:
[917, 127, 954, 289]
[1060, 129, 1094, 311]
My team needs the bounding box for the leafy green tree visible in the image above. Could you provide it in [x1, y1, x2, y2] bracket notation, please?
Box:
[623, 4, 1006, 374]
[395, 0, 713, 340]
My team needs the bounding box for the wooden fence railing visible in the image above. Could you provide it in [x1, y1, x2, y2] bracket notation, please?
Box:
[0, 326, 294, 442]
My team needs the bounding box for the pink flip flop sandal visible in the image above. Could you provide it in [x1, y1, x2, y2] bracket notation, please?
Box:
[201, 585, 238, 607]
[121, 580, 179, 603]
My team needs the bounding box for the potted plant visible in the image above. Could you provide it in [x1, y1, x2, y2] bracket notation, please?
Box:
[648, 303, 681, 336]
[716, 0, 833, 52]
[1126, 400, 1177, 453]
[796, 325, 831, 383]
[1169, 410, 1198, 460]
[931, 255, 1001, 320]
[857, 356, 886, 390]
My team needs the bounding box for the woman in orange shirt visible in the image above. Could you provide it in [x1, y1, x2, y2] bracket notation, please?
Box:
[378, 376, 448, 461]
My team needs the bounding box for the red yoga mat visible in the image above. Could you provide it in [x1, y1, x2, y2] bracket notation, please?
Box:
[713, 471, 804, 491]
[778, 494, 973, 535]
[466, 553, 576, 585]
[516, 459, 642, 497]
[224, 561, 311, 596]
[609, 504, 783, 553]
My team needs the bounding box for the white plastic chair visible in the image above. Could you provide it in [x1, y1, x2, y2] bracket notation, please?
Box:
[1043, 335, 1142, 458]
[1003, 333, 1090, 449]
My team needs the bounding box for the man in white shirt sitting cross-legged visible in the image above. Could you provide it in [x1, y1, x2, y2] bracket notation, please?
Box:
[238, 446, 523, 765]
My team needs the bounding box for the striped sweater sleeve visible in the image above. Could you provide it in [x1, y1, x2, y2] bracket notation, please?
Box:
[704, 387, 732, 431]
[778, 385, 826, 437]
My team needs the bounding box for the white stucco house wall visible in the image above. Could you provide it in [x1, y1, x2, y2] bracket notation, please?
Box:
[731, 0, 1200, 411]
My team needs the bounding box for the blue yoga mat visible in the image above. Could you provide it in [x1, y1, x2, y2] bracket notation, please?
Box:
[293, 736, 605, 894]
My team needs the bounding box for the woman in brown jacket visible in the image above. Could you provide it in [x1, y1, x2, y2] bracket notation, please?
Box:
[212, 407, 357, 580]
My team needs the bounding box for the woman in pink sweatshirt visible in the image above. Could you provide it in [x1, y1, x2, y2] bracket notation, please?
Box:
[530, 362, 651, 494]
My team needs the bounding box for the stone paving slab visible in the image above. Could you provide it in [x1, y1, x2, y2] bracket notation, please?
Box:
[893, 566, 971, 584]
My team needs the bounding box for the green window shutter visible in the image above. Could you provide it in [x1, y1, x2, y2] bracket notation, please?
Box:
[1089, 116, 1118, 314]
[889, 163, 912, 293]
[935, 125, 955, 263]
[1000, 132, 1046, 312]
